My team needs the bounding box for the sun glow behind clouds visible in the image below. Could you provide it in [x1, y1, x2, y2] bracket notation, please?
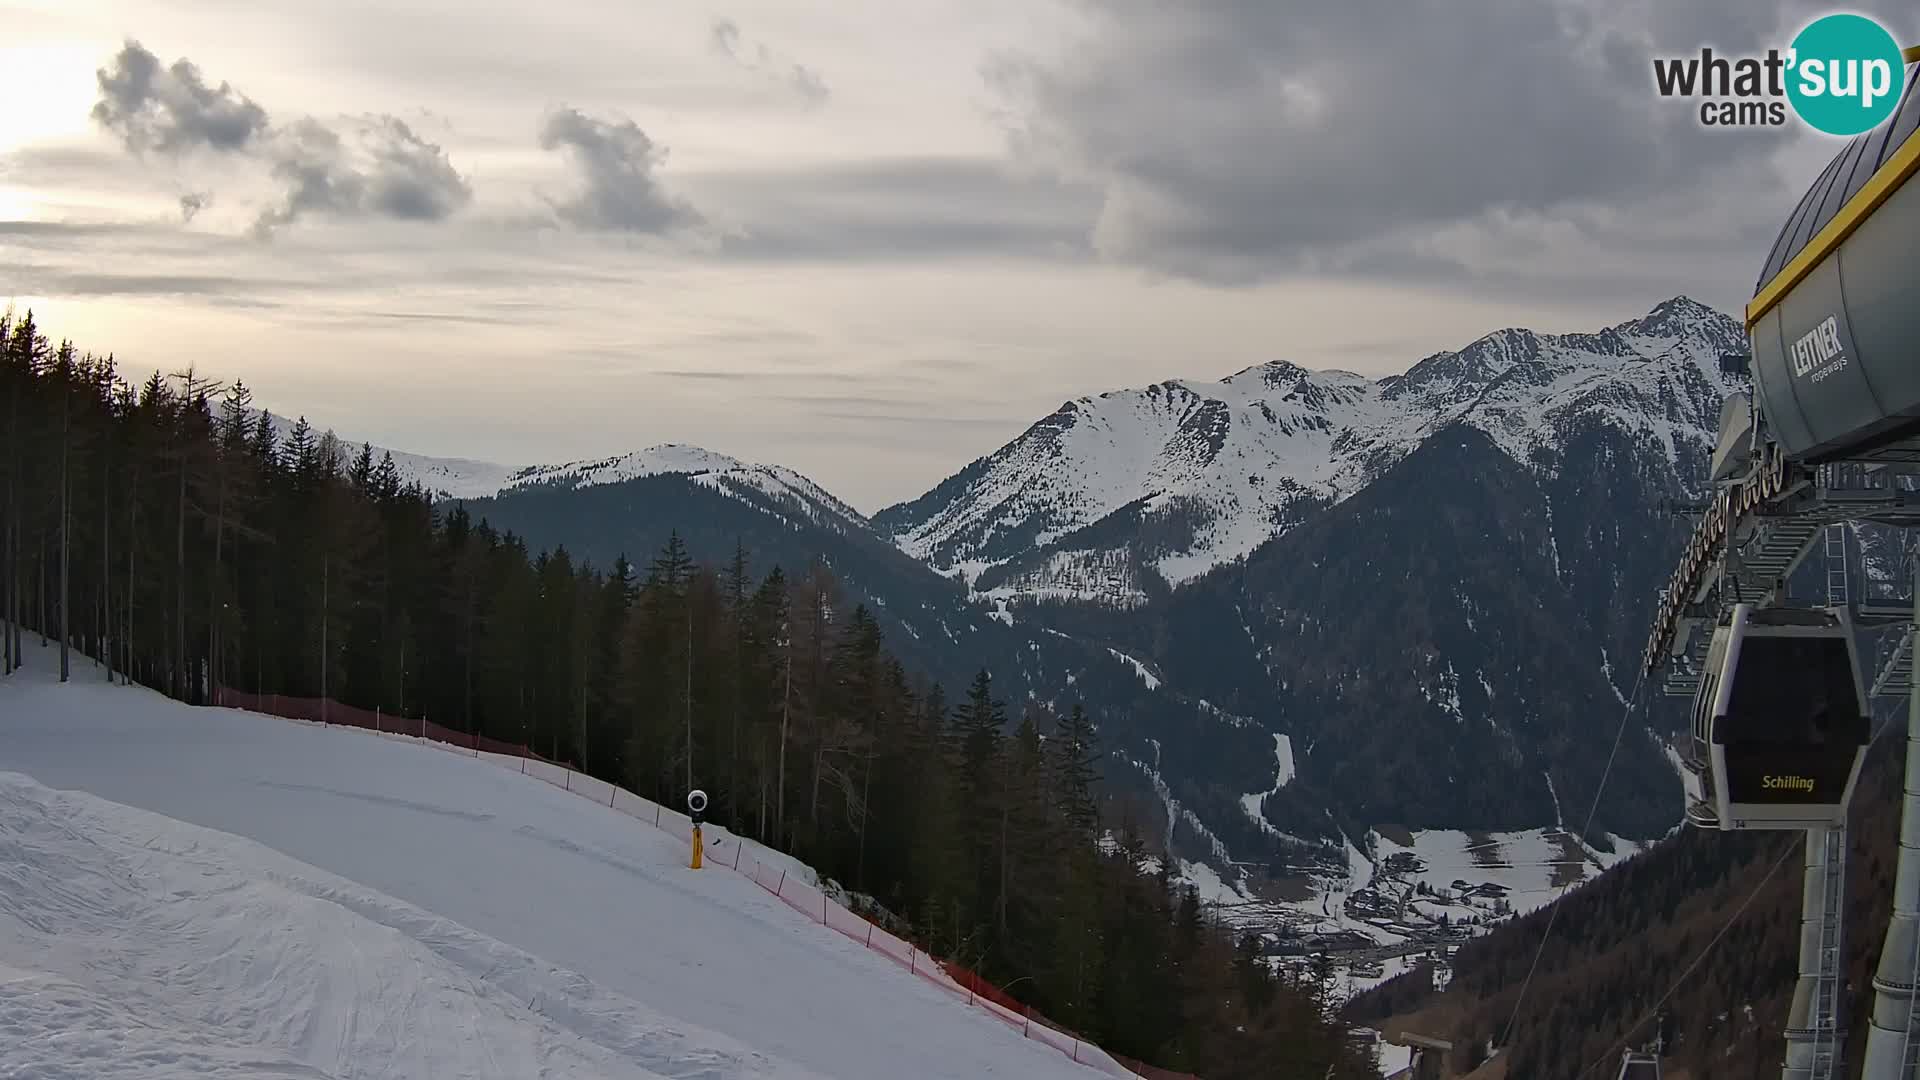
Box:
[0, 44, 101, 152]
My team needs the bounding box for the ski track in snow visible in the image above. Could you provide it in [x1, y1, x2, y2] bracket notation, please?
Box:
[0, 658, 1111, 1080]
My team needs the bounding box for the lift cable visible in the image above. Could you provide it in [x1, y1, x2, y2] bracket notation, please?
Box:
[1565, 697, 1907, 1080]
[1496, 664, 1649, 1052]
[1568, 835, 1801, 1080]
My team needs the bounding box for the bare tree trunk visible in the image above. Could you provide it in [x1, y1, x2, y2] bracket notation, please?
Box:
[777, 631, 791, 844]
[208, 464, 225, 696]
[125, 491, 138, 687]
[857, 751, 873, 892]
[998, 757, 1011, 943]
[176, 435, 186, 700]
[463, 578, 475, 734]
[4, 365, 17, 676]
[3, 519, 12, 674]
[3, 515, 12, 675]
[58, 385, 70, 682]
[810, 746, 822, 835]
[2, 517, 10, 674]
[11, 522, 20, 668]
[100, 452, 111, 678]
[320, 554, 328, 722]
[684, 605, 693, 795]
[729, 648, 740, 829]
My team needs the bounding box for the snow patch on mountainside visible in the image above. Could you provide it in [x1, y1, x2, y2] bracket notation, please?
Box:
[1239, 734, 1297, 839]
[975, 549, 1151, 607]
[1108, 648, 1161, 690]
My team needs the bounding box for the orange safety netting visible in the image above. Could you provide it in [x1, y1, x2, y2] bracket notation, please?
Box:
[211, 685, 1199, 1080]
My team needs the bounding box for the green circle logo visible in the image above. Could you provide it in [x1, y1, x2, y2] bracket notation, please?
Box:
[1786, 14, 1907, 136]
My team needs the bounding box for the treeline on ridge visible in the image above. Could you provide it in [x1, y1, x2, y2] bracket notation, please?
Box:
[0, 310, 1381, 1079]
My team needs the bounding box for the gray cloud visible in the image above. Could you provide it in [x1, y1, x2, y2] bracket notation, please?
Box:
[9, 268, 297, 298]
[653, 369, 761, 381]
[92, 40, 270, 154]
[0, 220, 148, 239]
[815, 411, 1017, 430]
[88, 42, 469, 238]
[362, 310, 525, 327]
[709, 17, 829, 107]
[251, 119, 362, 236]
[537, 106, 702, 232]
[986, 0, 1915, 285]
[700, 156, 1097, 261]
[253, 115, 472, 237]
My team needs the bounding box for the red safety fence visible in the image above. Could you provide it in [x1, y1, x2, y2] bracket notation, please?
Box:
[211, 685, 1199, 1080]
[212, 687, 569, 767]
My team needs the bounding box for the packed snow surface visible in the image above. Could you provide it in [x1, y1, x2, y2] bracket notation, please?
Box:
[0, 771, 816, 1080]
[0, 656, 1106, 1080]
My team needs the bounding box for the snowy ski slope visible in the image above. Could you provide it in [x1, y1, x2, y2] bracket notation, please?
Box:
[0, 654, 1112, 1080]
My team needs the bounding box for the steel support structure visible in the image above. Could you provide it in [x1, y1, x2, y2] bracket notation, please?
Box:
[1861, 559, 1920, 1080]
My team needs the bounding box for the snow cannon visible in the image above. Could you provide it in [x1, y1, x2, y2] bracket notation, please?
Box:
[1681, 604, 1869, 831]
[1745, 65, 1920, 465]
[687, 789, 708, 870]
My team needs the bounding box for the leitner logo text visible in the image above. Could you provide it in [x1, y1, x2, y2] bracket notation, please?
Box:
[1791, 315, 1849, 383]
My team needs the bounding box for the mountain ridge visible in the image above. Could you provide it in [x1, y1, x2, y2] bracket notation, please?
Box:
[305, 295, 1750, 928]
[873, 294, 1741, 606]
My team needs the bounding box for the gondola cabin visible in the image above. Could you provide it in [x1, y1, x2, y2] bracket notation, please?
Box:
[1683, 604, 1870, 831]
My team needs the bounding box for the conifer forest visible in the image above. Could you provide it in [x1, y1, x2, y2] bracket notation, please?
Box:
[0, 310, 1375, 1079]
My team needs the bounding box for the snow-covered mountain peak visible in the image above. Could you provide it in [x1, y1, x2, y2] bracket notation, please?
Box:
[239, 417, 866, 532]
[877, 297, 1746, 601]
[480, 445, 870, 531]
[1223, 359, 1313, 392]
[1616, 294, 1737, 343]
[502, 444, 750, 491]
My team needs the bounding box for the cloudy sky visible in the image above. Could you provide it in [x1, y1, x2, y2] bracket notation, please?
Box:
[1, 0, 1910, 510]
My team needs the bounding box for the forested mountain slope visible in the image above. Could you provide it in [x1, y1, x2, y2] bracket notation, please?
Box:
[1350, 731, 1904, 1079]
